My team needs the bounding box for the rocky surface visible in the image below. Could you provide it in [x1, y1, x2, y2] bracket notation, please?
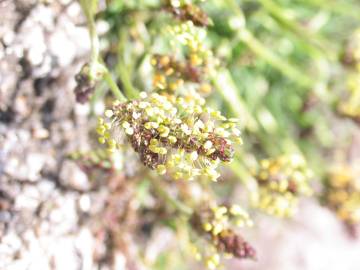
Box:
[0, 1, 126, 269]
[0, 1, 359, 270]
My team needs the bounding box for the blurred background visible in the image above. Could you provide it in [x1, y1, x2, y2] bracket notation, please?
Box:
[0, 0, 359, 269]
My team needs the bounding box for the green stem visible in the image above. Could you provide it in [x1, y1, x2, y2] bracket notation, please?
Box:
[117, 28, 140, 99]
[149, 174, 193, 216]
[257, 13, 324, 60]
[79, 0, 127, 101]
[238, 29, 313, 88]
[88, 16, 99, 73]
[226, 0, 314, 88]
[117, 62, 140, 99]
[79, 0, 100, 79]
[257, 0, 335, 58]
[299, 0, 360, 19]
[212, 71, 259, 132]
[103, 70, 127, 102]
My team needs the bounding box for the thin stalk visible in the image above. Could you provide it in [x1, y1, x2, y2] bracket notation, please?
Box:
[257, 13, 324, 60]
[103, 70, 127, 102]
[238, 29, 313, 88]
[117, 28, 140, 99]
[299, 0, 360, 19]
[79, 0, 100, 79]
[212, 70, 259, 132]
[226, 0, 314, 88]
[117, 62, 140, 99]
[257, 0, 335, 59]
[79, 0, 127, 101]
[213, 69, 306, 159]
[149, 174, 193, 216]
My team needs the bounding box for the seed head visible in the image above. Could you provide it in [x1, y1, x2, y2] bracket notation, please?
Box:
[342, 28, 360, 68]
[190, 203, 256, 268]
[338, 28, 360, 125]
[252, 154, 313, 217]
[337, 72, 360, 125]
[98, 93, 242, 181]
[323, 165, 360, 228]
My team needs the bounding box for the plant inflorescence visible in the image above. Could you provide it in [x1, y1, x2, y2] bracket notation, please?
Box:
[323, 166, 360, 231]
[338, 28, 360, 125]
[97, 92, 242, 181]
[191, 204, 256, 269]
[252, 154, 313, 217]
[73, 0, 360, 268]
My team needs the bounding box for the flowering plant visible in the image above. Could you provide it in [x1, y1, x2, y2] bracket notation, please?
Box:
[73, 0, 360, 268]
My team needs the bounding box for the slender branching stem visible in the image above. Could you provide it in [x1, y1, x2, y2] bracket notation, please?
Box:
[79, 0, 127, 102]
[103, 71, 127, 102]
[149, 174, 193, 216]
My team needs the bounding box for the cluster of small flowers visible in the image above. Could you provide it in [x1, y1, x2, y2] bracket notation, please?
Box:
[323, 165, 360, 228]
[151, 0, 219, 112]
[158, 15, 219, 95]
[252, 154, 313, 217]
[338, 72, 360, 125]
[342, 28, 360, 70]
[190, 204, 256, 269]
[97, 92, 242, 181]
[338, 29, 360, 125]
[151, 54, 213, 94]
[164, 0, 211, 27]
[165, 18, 215, 67]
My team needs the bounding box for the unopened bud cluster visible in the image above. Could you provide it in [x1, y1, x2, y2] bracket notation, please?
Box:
[323, 166, 360, 227]
[74, 62, 106, 103]
[74, 64, 96, 103]
[191, 204, 256, 269]
[252, 154, 313, 217]
[97, 92, 242, 181]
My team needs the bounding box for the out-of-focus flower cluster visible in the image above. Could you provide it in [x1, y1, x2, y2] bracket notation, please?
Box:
[342, 28, 360, 69]
[155, 15, 219, 97]
[97, 92, 242, 181]
[252, 154, 313, 217]
[191, 204, 256, 269]
[338, 29, 360, 124]
[338, 73, 360, 124]
[323, 166, 360, 228]
[164, 0, 211, 27]
[151, 54, 214, 95]
[150, 0, 221, 130]
[164, 12, 218, 77]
